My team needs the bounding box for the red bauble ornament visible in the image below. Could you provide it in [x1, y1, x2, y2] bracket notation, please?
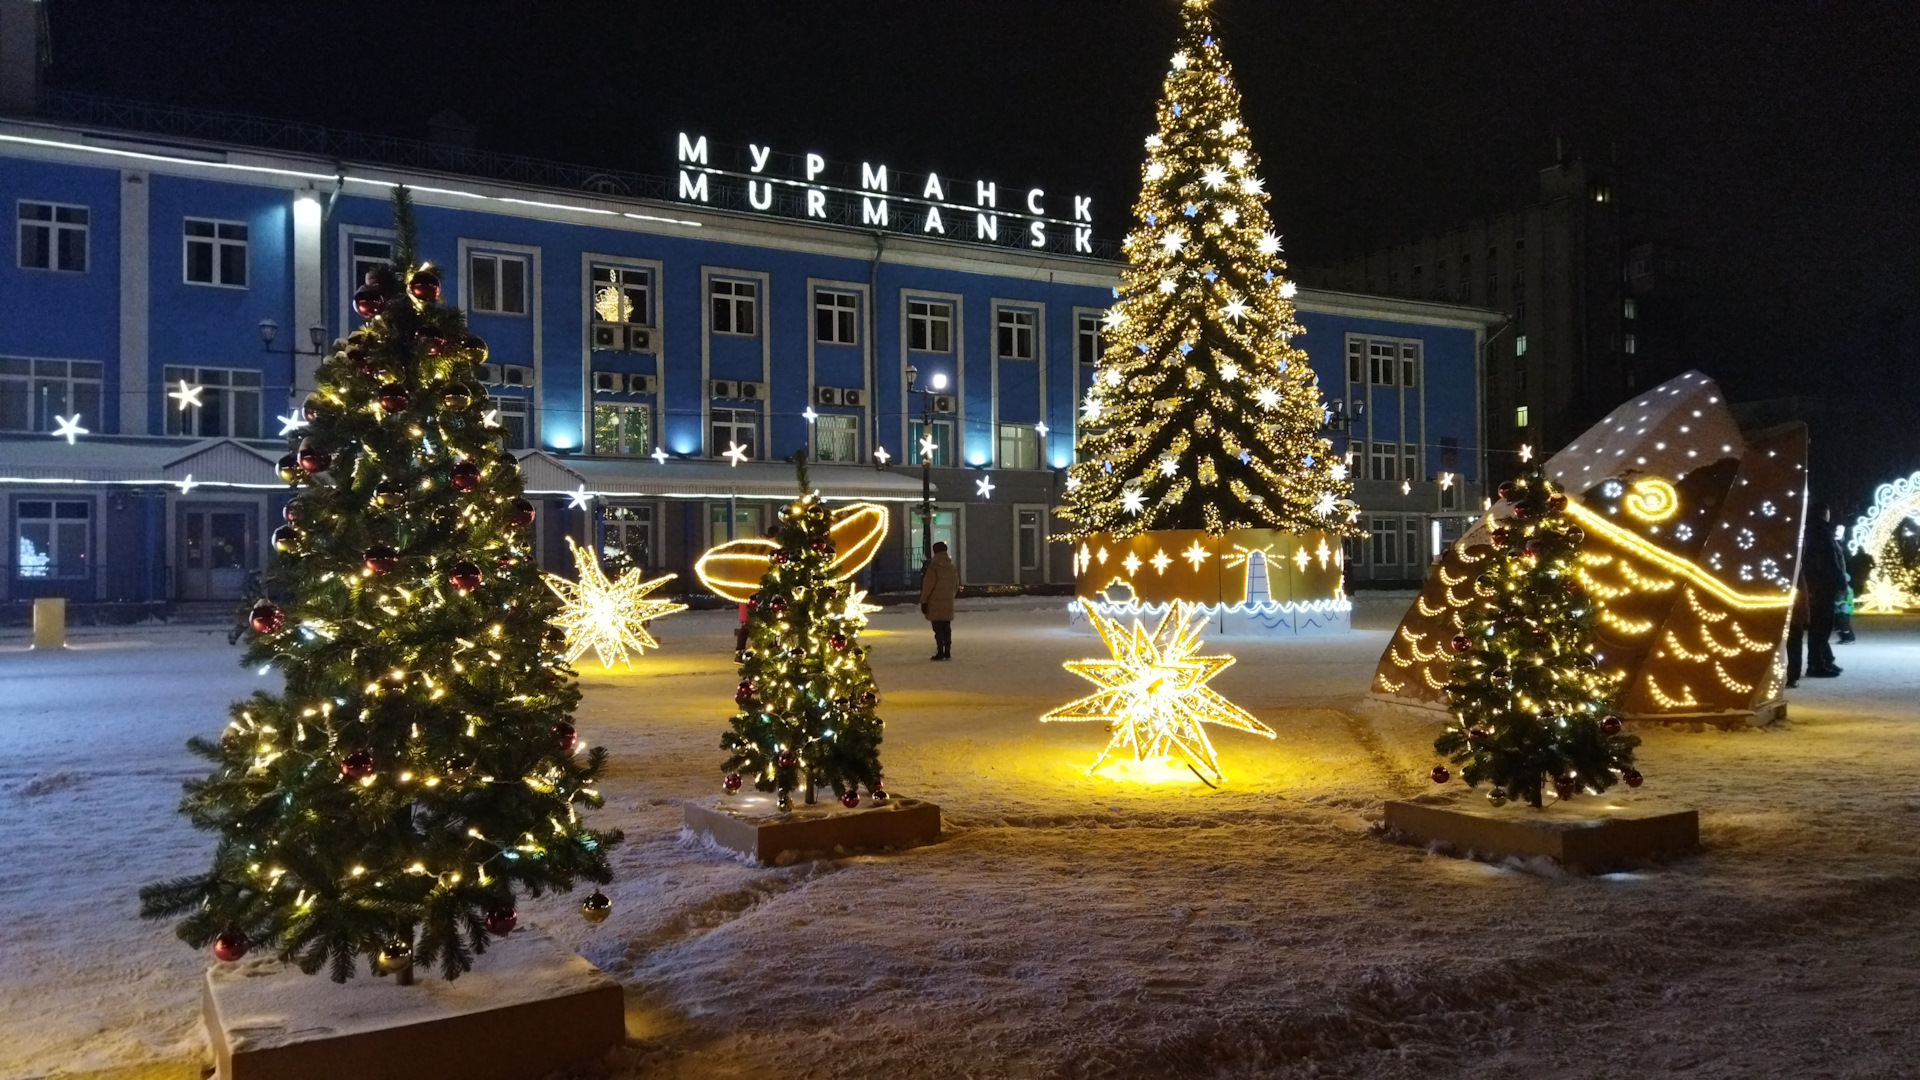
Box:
[377, 383, 411, 412]
[1496, 481, 1517, 501]
[212, 929, 249, 963]
[1467, 726, 1491, 742]
[450, 460, 482, 492]
[363, 543, 399, 575]
[483, 908, 517, 937]
[768, 595, 789, 615]
[509, 498, 535, 528]
[770, 551, 788, 564]
[735, 680, 756, 702]
[858, 690, 876, 707]
[776, 750, 798, 769]
[417, 332, 449, 356]
[552, 722, 578, 755]
[1623, 768, 1644, 788]
[301, 393, 334, 424]
[341, 748, 375, 780]
[1430, 765, 1451, 784]
[352, 284, 388, 319]
[1548, 493, 1568, 512]
[248, 599, 284, 634]
[277, 453, 302, 484]
[296, 438, 331, 474]
[448, 560, 482, 593]
[408, 269, 441, 304]
[723, 772, 743, 794]
[810, 540, 831, 554]
[346, 344, 373, 375]
[1490, 528, 1510, 545]
[495, 552, 517, 569]
[1600, 715, 1623, 735]
[840, 791, 861, 808]
[829, 633, 849, 652]
[1450, 634, 1470, 652]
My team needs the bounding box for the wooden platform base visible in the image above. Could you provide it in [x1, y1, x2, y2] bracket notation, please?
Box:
[1384, 792, 1699, 872]
[202, 925, 623, 1080]
[684, 792, 941, 865]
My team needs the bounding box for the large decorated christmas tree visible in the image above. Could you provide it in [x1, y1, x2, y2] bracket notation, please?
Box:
[1060, 0, 1355, 541]
[1435, 465, 1642, 808]
[722, 454, 885, 811]
[141, 191, 620, 982]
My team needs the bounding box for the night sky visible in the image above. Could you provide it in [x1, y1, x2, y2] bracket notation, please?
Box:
[42, 0, 1920, 508]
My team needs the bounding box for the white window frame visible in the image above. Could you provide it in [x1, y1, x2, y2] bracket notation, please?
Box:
[350, 236, 392, 290]
[710, 407, 760, 460]
[602, 504, 657, 569]
[1014, 504, 1046, 573]
[1369, 517, 1399, 567]
[997, 423, 1041, 470]
[17, 201, 89, 273]
[710, 278, 758, 336]
[1075, 312, 1102, 367]
[162, 365, 263, 438]
[487, 394, 532, 450]
[183, 217, 249, 288]
[1368, 442, 1397, 482]
[1368, 340, 1396, 386]
[0, 357, 104, 433]
[14, 498, 92, 580]
[996, 307, 1037, 360]
[813, 412, 859, 463]
[909, 418, 953, 466]
[468, 251, 529, 316]
[591, 264, 652, 327]
[907, 299, 953, 353]
[708, 502, 763, 547]
[1516, 405, 1530, 428]
[815, 289, 859, 345]
[591, 401, 651, 457]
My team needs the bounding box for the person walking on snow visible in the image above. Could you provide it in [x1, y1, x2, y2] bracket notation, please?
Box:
[1789, 503, 1845, 685]
[919, 541, 960, 661]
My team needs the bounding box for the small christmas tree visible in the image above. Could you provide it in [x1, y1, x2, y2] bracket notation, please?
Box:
[722, 453, 885, 811]
[141, 190, 620, 982]
[1435, 465, 1642, 808]
[1060, 0, 1356, 541]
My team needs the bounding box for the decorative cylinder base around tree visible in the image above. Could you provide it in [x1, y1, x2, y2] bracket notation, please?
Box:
[1070, 527, 1350, 636]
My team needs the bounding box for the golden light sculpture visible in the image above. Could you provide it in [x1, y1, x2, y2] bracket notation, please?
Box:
[1849, 470, 1920, 613]
[1043, 600, 1275, 783]
[1372, 371, 1804, 725]
[544, 537, 688, 669]
[1073, 526, 1349, 636]
[694, 502, 889, 602]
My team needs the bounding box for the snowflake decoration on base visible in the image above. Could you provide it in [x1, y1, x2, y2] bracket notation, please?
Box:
[543, 537, 687, 668]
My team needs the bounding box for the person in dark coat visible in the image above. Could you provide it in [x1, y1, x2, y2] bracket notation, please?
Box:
[919, 541, 960, 661]
[1790, 503, 1845, 684]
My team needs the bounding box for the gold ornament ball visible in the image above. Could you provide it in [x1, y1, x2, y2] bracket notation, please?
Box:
[580, 890, 612, 925]
[376, 940, 413, 974]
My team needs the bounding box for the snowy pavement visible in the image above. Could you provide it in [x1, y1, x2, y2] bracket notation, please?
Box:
[4, 600, 1920, 1078]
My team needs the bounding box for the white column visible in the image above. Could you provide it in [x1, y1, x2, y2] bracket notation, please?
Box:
[291, 191, 324, 399]
[118, 170, 150, 434]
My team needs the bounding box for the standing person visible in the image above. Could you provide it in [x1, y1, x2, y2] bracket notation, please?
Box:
[1801, 503, 1844, 679]
[919, 541, 960, 661]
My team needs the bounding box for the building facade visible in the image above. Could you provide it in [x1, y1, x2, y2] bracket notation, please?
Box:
[1298, 157, 1688, 459]
[0, 102, 1497, 613]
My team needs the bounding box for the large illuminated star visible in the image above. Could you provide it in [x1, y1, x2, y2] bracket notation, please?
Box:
[543, 538, 687, 669]
[1042, 602, 1274, 782]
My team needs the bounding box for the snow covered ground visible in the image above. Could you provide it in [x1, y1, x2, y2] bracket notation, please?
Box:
[4, 598, 1920, 1079]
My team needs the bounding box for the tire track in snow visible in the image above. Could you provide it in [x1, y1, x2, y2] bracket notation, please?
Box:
[1336, 707, 1421, 799]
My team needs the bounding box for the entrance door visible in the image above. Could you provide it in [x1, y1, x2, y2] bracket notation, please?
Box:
[179, 507, 255, 599]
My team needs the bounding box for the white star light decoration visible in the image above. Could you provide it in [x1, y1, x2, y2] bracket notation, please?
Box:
[1121, 488, 1146, 515]
[1042, 603, 1275, 784]
[1160, 230, 1187, 255]
[169, 380, 204, 410]
[651, 446, 669, 465]
[723, 442, 751, 467]
[276, 411, 306, 436]
[481, 408, 502, 429]
[566, 485, 594, 510]
[543, 538, 687, 669]
[50, 414, 87, 444]
[872, 446, 891, 465]
[802, 407, 818, 423]
[920, 434, 940, 461]
[975, 474, 995, 499]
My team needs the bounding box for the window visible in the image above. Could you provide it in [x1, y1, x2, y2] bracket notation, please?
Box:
[711, 279, 757, 335]
[592, 265, 652, 325]
[16, 500, 90, 579]
[1368, 442, 1397, 481]
[998, 424, 1041, 470]
[1515, 334, 1528, 356]
[815, 290, 858, 345]
[1623, 334, 1638, 355]
[1439, 436, 1459, 471]
[711, 407, 759, 459]
[709, 503, 761, 544]
[351, 237, 392, 288]
[814, 414, 858, 463]
[908, 300, 952, 352]
[1076, 313, 1102, 366]
[996, 308, 1036, 360]
[909, 419, 953, 466]
[592, 402, 650, 456]
[602, 505, 655, 569]
[163, 366, 262, 438]
[18, 202, 88, 272]
[1017, 508, 1043, 571]
[1347, 338, 1364, 384]
[1623, 297, 1638, 320]
[1369, 518, 1398, 567]
[468, 252, 527, 315]
[1515, 405, 1530, 428]
[1403, 443, 1419, 482]
[1399, 343, 1419, 388]
[488, 395, 531, 450]
[1369, 341, 1396, 386]
[184, 219, 248, 286]
[1405, 520, 1422, 566]
[0, 358, 103, 433]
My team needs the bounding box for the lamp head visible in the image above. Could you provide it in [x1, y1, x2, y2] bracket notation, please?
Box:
[257, 318, 278, 347]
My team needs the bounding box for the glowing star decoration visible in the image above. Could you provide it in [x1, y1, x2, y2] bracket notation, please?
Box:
[543, 538, 687, 669]
[1401, 479, 1411, 496]
[975, 474, 995, 499]
[1330, 462, 1348, 481]
[1313, 493, 1338, 516]
[276, 411, 307, 436]
[1160, 230, 1187, 254]
[1123, 552, 1143, 575]
[1292, 546, 1311, 572]
[1181, 539, 1211, 571]
[650, 446, 669, 465]
[1170, 50, 1189, 70]
[169, 380, 205, 411]
[1035, 421, 1050, 438]
[1438, 472, 1455, 490]
[802, 407, 818, 424]
[1255, 387, 1280, 409]
[1066, 474, 1081, 492]
[566, 485, 594, 510]
[1222, 298, 1248, 322]
[1201, 166, 1229, 190]
[841, 587, 883, 627]
[920, 434, 940, 461]
[872, 445, 891, 465]
[1256, 232, 1280, 255]
[1315, 538, 1333, 568]
[481, 409, 502, 429]
[1519, 444, 1534, 462]
[1150, 549, 1173, 574]
[176, 474, 199, 495]
[1081, 397, 1102, 422]
[1121, 488, 1147, 515]
[1042, 602, 1275, 783]
[50, 414, 87, 444]
[723, 442, 750, 467]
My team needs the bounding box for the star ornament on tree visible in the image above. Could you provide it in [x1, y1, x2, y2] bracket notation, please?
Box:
[1042, 602, 1275, 783]
[543, 538, 687, 669]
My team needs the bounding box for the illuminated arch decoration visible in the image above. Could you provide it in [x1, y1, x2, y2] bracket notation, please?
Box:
[1071, 528, 1350, 637]
[1373, 371, 1805, 724]
[694, 502, 889, 602]
[1848, 470, 1920, 613]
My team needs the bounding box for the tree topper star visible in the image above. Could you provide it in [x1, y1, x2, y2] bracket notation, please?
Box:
[543, 538, 687, 669]
[1042, 602, 1275, 782]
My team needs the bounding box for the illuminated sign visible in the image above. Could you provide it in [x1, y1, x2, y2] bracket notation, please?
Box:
[674, 133, 1095, 256]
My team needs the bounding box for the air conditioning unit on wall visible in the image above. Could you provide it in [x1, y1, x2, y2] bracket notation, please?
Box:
[502, 365, 533, 386]
[710, 379, 737, 399]
[474, 363, 501, 384]
[627, 373, 656, 394]
[841, 388, 864, 407]
[625, 327, 652, 352]
[592, 371, 621, 392]
[932, 394, 955, 413]
[738, 381, 767, 401]
[591, 324, 622, 351]
[816, 386, 841, 405]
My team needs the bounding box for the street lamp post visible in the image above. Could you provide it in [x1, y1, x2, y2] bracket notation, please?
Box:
[258, 318, 329, 406]
[904, 364, 949, 576]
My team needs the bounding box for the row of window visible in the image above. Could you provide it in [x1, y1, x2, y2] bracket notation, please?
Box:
[18, 201, 250, 285]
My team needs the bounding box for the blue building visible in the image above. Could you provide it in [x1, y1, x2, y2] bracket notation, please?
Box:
[0, 94, 1499, 613]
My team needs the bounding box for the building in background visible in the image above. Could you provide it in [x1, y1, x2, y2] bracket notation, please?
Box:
[1299, 155, 1690, 459]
